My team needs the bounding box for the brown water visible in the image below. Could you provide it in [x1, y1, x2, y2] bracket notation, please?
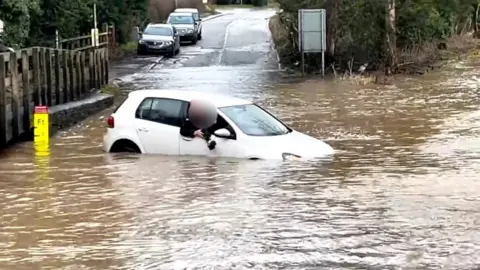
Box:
[1, 57, 480, 269]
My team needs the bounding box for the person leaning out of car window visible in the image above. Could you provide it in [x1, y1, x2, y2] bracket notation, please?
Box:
[180, 101, 222, 150]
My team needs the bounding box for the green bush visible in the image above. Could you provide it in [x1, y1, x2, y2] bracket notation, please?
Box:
[272, 0, 480, 70]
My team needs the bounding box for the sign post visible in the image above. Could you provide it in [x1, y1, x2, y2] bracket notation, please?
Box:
[33, 106, 49, 153]
[298, 9, 326, 77]
[33, 106, 50, 181]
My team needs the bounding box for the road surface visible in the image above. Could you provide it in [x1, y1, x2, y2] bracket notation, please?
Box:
[110, 8, 280, 99]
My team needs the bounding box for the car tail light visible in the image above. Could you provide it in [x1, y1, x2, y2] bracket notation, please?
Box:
[107, 116, 114, 128]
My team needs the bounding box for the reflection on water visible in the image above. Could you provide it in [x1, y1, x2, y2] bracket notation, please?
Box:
[1, 57, 480, 269]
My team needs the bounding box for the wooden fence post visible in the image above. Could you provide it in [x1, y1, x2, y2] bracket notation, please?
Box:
[95, 50, 101, 89]
[74, 52, 81, 97]
[79, 52, 86, 94]
[99, 49, 104, 86]
[89, 50, 94, 90]
[39, 48, 47, 105]
[54, 50, 61, 105]
[62, 50, 69, 103]
[32, 48, 41, 105]
[105, 47, 109, 83]
[111, 24, 116, 47]
[9, 52, 19, 138]
[21, 50, 30, 134]
[0, 54, 7, 146]
[45, 48, 53, 106]
[68, 52, 75, 100]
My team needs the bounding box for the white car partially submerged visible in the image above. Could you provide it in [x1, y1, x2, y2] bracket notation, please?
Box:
[103, 90, 334, 160]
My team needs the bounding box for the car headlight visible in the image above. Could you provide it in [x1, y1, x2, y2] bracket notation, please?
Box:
[282, 153, 302, 161]
[165, 41, 173, 46]
[138, 39, 145, 44]
[187, 29, 193, 33]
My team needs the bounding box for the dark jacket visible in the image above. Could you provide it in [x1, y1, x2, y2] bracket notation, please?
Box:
[180, 119, 223, 138]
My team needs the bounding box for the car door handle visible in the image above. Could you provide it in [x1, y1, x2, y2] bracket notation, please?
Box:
[138, 127, 149, 132]
[181, 136, 193, 141]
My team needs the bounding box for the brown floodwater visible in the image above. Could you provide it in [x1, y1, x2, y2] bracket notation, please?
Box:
[1, 54, 480, 269]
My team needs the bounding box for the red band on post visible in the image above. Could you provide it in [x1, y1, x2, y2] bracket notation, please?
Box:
[34, 106, 48, 114]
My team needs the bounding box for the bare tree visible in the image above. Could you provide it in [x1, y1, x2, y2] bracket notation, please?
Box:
[325, 0, 341, 58]
[384, 0, 397, 75]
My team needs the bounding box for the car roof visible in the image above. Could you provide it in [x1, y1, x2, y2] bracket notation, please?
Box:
[168, 12, 194, 17]
[174, 8, 198, 13]
[128, 90, 252, 107]
[146, 23, 172, 28]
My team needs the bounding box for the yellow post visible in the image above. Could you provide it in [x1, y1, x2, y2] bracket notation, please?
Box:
[33, 106, 49, 152]
[33, 106, 50, 181]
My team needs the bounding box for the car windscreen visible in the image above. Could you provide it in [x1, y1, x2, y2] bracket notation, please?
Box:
[220, 104, 291, 136]
[143, 27, 172, 36]
[168, 15, 194, 24]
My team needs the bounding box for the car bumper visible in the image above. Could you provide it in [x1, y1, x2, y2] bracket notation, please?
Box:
[103, 132, 113, 152]
[137, 44, 174, 53]
[179, 33, 195, 41]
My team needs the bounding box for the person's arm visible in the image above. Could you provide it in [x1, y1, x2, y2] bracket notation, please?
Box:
[180, 120, 196, 138]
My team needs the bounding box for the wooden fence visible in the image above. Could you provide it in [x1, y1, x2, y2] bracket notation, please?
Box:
[58, 24, 116, 51]
[0, 47, 109, 147]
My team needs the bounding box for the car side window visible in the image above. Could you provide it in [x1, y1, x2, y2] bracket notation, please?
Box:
[216, 114, 237, 140]
[135, 98, 153, 119]
[135, 98, 186, 127]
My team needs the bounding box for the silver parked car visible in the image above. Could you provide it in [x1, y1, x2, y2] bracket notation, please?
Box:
[174, 8, 203, 40]
[167, 12, 200, 44]
[137, 23, 181, 56]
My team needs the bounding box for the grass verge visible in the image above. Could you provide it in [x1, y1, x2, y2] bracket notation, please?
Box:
[397, 34, 480, 75]
[100, 85, 121, 96]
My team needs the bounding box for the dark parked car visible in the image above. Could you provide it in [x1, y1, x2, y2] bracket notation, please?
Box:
[137, 24, 180, 56]
[167, 12, 200, 44]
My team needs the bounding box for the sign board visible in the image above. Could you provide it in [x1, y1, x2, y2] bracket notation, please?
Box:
[203, 0, 208, 3]
[91, 28, 100, 47]
[298, 9, 326, 53]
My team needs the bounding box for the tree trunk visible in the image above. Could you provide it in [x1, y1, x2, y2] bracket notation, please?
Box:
[384, 0, 397, 76]
[474, 4, 479, 38]
[325, 0, 340, 58]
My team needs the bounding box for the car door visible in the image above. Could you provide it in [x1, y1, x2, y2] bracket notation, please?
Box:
[179, 111, 246, 158]
[192, 15, 199, 35]
[133, 97, 187, 155]
[194, 13, 201, 32]
[172, 26, 180, 50]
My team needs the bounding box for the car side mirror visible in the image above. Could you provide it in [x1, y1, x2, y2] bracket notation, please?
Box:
[214, 128, 231, 138]
[195, 22, 198, 25]
[199, 18, 202, 21]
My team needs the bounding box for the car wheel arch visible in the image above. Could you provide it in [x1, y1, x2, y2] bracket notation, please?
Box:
[109, 139, 142, 153]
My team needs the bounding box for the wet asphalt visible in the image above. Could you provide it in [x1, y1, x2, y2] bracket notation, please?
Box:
[108, 8, 280, 96]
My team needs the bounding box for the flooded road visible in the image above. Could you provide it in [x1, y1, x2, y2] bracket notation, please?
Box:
[1, 8, 480, 270]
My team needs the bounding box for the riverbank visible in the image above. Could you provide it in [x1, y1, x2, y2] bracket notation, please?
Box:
[269, 13, 480, 83]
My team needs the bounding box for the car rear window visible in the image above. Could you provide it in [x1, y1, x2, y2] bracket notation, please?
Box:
[113, 97, 127, 113]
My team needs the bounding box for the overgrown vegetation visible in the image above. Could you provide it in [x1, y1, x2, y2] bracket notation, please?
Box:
[271, 0, 480, 75]
[0, 0, 149, 48]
